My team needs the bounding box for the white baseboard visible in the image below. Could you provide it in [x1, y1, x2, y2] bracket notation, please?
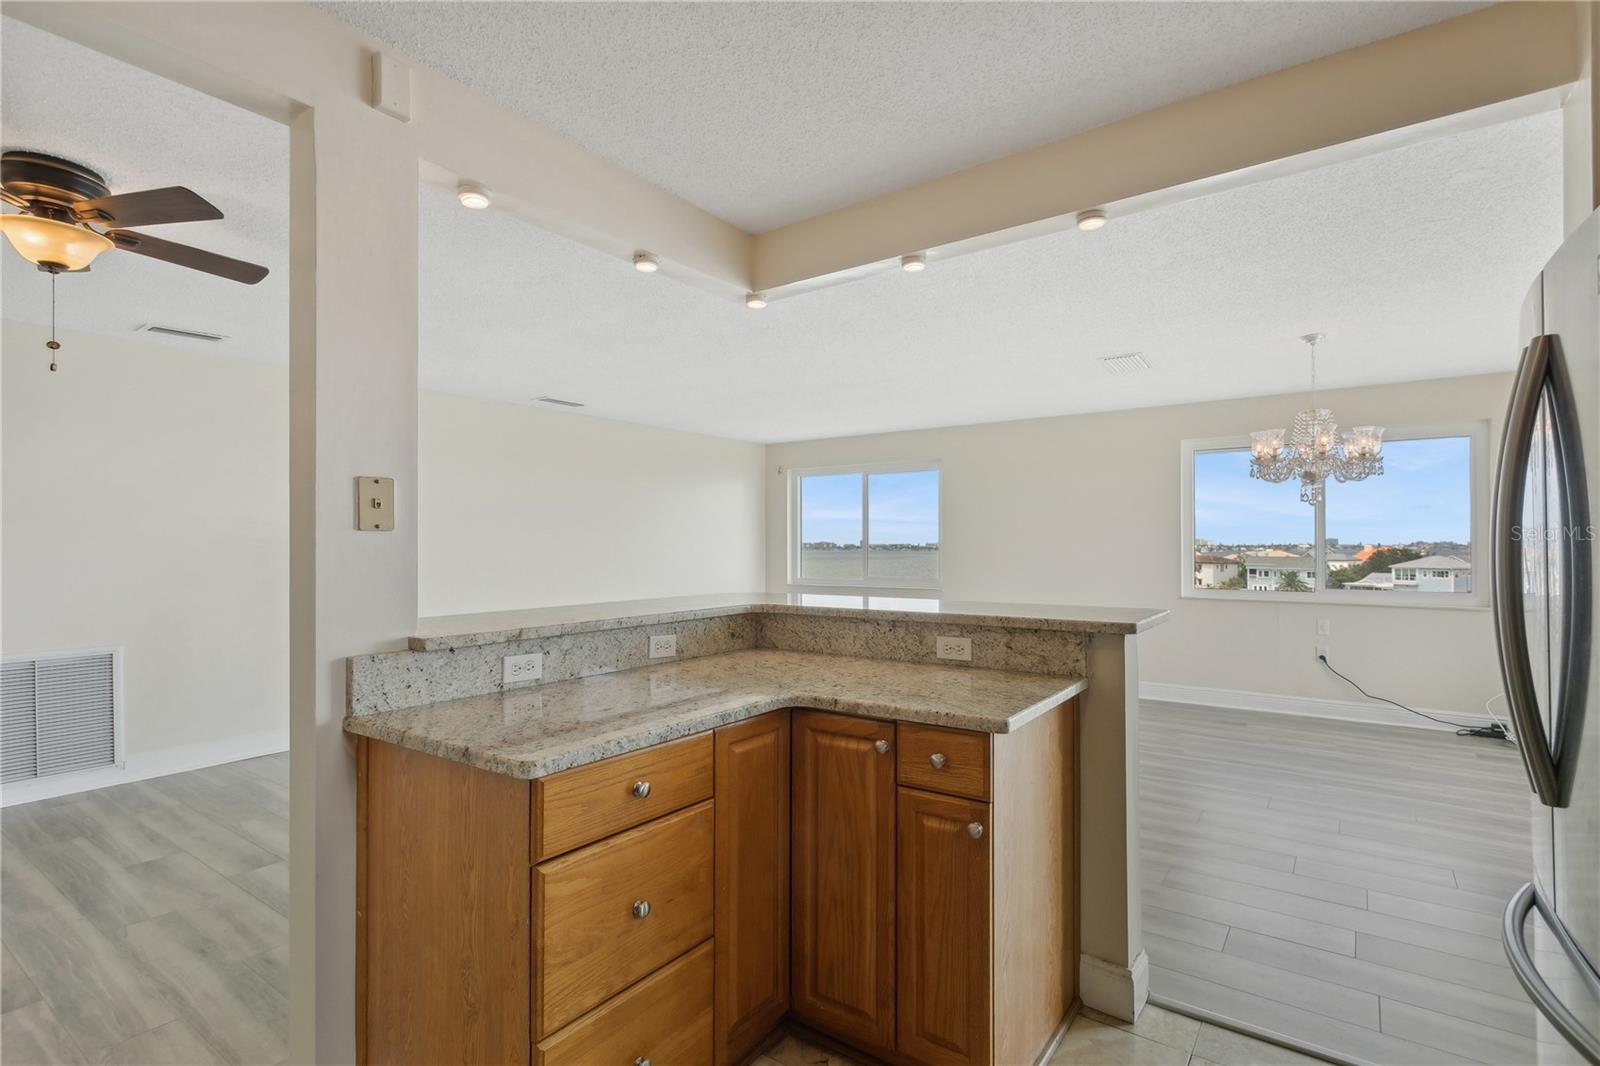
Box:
[0, 727, 289, 807]
[1079, 950, 1150, 1023]
[1139, 681, 1501, 734]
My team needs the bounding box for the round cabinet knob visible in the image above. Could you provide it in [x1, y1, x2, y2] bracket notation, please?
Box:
[967, 821, 985, 839]
[874, 739, 890, 755]
[929, 752, 948, 770]
[631, 780, 651, 799]
[632, 899, 651, 919]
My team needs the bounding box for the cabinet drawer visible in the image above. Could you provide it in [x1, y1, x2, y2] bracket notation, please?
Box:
[534, 801, 715, 1037]
[534, 733, 713, 860]
[535, 940, 713, 1066]
[897, 722, 990, 800]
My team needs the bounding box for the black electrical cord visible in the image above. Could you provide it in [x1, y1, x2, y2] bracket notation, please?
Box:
[1317, 653, 1509, 740]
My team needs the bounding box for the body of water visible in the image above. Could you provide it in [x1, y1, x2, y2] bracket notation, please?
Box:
[800, 547, 939, 584]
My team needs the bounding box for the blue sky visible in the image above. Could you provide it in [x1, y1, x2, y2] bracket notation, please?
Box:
[801, 470, 939, 545]
[1194, 436, 1471, 545]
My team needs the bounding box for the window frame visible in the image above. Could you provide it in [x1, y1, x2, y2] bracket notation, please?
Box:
[1180, 421, 1489, 609]
[787, 460, 943, 591]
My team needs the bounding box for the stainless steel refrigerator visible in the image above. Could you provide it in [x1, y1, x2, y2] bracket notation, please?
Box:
[1499, 206, 1600, 1065]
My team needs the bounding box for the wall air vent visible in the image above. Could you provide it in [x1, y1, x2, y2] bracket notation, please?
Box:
[1, 650, 120, 784]
[138, 324, 229, 343]
[1100, 351, 1152, 377]
[535, 396, 585, 408]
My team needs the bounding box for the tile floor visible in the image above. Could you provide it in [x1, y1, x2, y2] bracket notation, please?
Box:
[1, 754, 289, 1065]
[1140, 704, 1536, 1065]
[757, 1008, 1332, 1066]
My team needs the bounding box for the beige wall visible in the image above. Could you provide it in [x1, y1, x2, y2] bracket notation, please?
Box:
[765, 372, 1516, 721]
[2, 321, 289, 770]
[1, 324, 765, 780]
[418, 391, 764, 616]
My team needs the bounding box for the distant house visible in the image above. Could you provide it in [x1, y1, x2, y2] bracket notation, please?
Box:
[1343, 555, 1471, 592]
[1353, 544, 1392, 563]
[1392, 555, 1473, 592]
[1325, 548, 1359, 567]
[1193, 553, 1239, 588]
[1242, 553, 1314, 591]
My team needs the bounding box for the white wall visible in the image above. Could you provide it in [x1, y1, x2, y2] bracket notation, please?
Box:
[765, 372, 1515, 721]
[417, 391, 765, 616]
[1, 321, 290, 781]
[1, 324, 766, 789]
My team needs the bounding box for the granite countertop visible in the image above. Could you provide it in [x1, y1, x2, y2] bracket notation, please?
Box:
[412, 592, 1168, 651]
[343, 648, 1087, 779]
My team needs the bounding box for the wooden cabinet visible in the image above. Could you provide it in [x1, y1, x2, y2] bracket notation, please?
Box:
[714, 712, 790, 1066]
[897, 788, 991, 1066]
[790, 711, 897, 1054]
[357, 739, 531, 1066]
[359, 700, 1076, 1066]
[897, 722, 991, 801]
[534, 941, 713, 1066]
[533, 801, 714, 1036]
[533, 732, 712, 860]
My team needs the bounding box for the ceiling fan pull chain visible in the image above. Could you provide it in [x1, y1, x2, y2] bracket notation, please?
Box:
[46, 270, 61, 372]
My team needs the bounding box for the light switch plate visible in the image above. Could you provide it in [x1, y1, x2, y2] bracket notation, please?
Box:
[649, 634, 678, 659]
[935, 636, 972, 662]
[370, 53, 412, 122]
[503, 652, 542, 685]
[356, 476, 395, 531]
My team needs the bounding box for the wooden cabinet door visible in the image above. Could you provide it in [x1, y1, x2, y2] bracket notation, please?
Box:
[714, 712, 790, 1066]
[790, 711, 897, 1053]
[897, 787, 991, 1066]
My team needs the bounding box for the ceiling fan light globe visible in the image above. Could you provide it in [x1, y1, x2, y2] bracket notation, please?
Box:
[0, 214, 112, 271]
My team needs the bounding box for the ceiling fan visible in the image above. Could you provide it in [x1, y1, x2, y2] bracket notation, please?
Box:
[0, 151, 268, 283]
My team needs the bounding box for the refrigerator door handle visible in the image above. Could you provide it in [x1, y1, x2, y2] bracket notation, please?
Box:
[1504, 882, 1600, 1065]
[1494, 335, 1562, 804]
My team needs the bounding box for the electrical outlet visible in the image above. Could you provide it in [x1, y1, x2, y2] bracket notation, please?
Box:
[649, 634, 678, 659]
[503, 652, 542, 685]
[935, 636, 972, 662]
[1317, 618, 1332, 636]
[1315, 644, 1330, 661]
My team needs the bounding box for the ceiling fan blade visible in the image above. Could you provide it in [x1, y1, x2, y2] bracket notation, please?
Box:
[73, 186, 222, 227]
[1, 189, 27, 209]
[108, 229, 268, 284]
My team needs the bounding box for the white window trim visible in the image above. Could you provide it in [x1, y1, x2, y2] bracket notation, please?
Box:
[787, 460, 942, 591]
[1179, 421, 1489, 610]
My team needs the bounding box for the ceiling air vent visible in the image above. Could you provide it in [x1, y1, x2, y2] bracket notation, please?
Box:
[534, 396, 585, 408]
[138, 323, 228, 343]
[1099, 351, 1151, 377]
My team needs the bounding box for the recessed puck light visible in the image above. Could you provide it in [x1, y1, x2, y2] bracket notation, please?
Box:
[633, 251, 660, 273]
[745, 292, 768, 309]
[1076, 208, 1107, 231]
[900, 253, 927, 273]
[457, 182, 491, 210]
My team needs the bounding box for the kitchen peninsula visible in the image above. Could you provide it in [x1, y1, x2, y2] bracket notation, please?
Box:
[345, 594, 1166, 1066]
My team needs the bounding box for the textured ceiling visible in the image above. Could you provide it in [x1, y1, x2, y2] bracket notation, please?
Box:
[0, 18, 287, 365]
[320, 0, 1487, 232]
[0, 16, 1563, 446]
[416, 108, 1561, 442]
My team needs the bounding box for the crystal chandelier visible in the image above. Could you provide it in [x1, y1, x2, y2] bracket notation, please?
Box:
[1249, 333, 1384, 506]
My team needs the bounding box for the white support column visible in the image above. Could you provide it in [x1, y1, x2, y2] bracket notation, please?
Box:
[288, 101, 418, 1064]
[1077, 632, 1147, 1021]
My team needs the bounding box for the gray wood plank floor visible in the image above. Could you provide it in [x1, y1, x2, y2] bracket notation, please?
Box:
[1, 753, 289, 1065]
[1141, 703, 1537, 1066]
